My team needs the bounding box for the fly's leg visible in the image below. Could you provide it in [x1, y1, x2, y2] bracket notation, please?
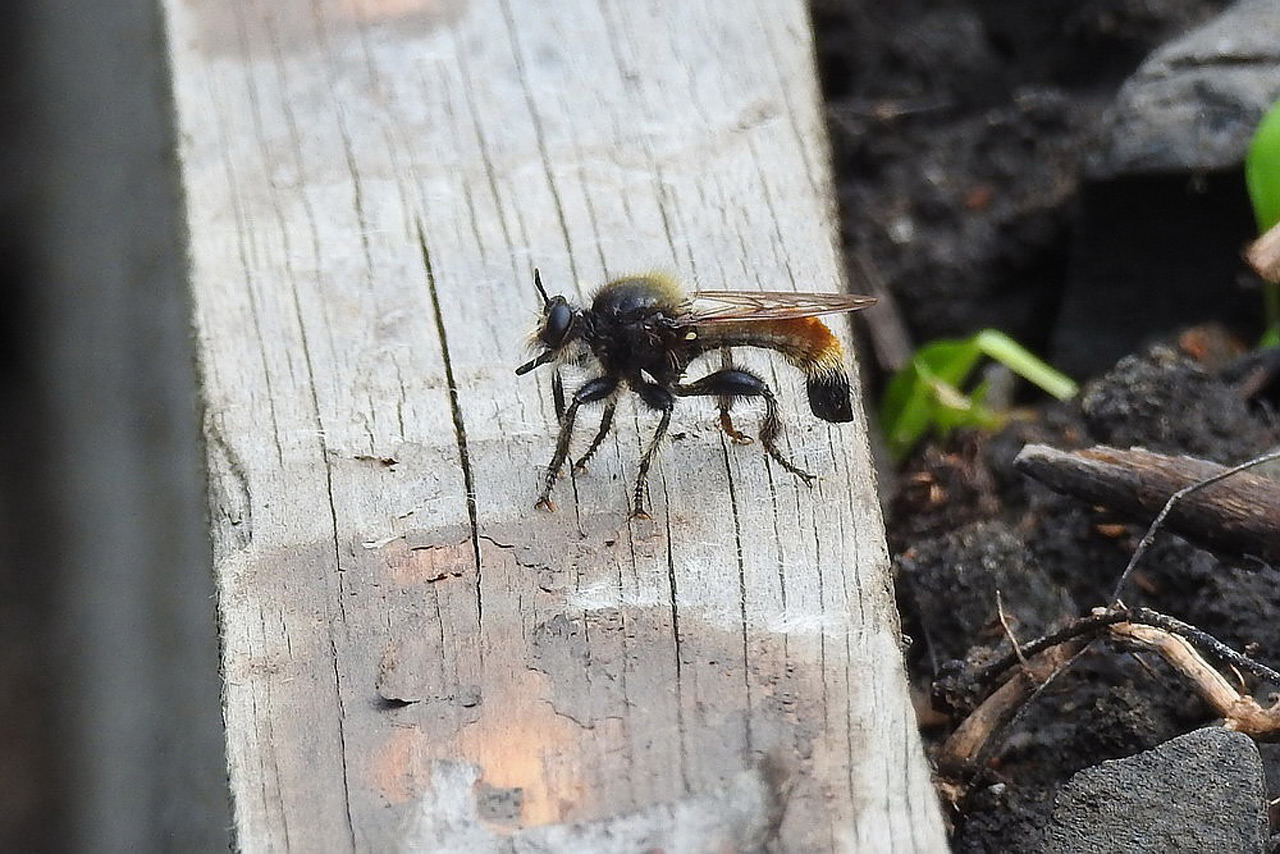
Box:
[675, 368, 816, 486]
[573, 400, 617, 472]
[552, 369, 566, 421]
[631, 383, 676, 519]
[719, 409, 751, 445]
[536, 376, 617, 511]
[756, 389, 816, 486]
[715, 349, 752, 444]
[631, 406, 673, 519]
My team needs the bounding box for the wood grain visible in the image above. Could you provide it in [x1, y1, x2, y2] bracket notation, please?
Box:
[163, 0, 946, 849]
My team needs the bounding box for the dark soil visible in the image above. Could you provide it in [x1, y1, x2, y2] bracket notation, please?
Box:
[815, 0, 1254, 365]
[815, 0, 1280, 848]
[893, 350, 1279, 849]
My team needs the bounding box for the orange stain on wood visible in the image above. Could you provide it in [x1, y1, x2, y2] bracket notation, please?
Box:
[366, 669, 587, 826]
[370, 725, 434, 805]
[455, 669, 585, 825]
[381, 538, 473, 585]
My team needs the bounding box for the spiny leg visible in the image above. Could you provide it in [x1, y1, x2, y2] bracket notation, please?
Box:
[536, 407, 579, 512]
[754, 386, 815, 486]
[551, 369, 566, 421]
[674, 368, 816, 486]
[536, 376, 617, 511]
[630, 382, 676, 519]
[631, 405, 673, 519]
[716, 348, 752, 444]
[573, 400, 617, 472]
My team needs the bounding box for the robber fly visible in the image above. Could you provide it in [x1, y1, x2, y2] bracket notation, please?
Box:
[516, 271, 876, 518]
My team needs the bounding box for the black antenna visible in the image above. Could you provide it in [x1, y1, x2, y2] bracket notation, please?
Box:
[533, 268, 550, 306]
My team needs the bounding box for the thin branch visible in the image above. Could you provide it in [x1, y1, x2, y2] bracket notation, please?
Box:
[971, 610, 1130, 690]
[972, 607, 1280, 691]
[1108, 621, 1280, 737]
[1128, 607, 1280, 687]
[937, 636, 1090, 778]
[995, 590, 1029, 673]
[938, 605, 1280, 794]
[1013, 445, 1280, 568]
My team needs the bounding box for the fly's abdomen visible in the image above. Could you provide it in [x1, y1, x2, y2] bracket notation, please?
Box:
[806, 370, 853, 422]
[701, 317, 854, 422]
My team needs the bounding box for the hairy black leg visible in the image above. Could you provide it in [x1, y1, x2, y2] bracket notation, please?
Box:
[631, 406, 672, 519]
[573, 400, 617, 472]
[675, 368, 816, 485]
[716, 349, 751, 444]
[536, 376, 617, 511]
[755, 390, 816, 486]
[551, 369, 566, 421]
[630, 383, 676, 519]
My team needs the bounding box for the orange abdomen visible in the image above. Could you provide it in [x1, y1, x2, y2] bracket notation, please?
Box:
[703, 317, 844, 371]
[697, 318, 852, 422]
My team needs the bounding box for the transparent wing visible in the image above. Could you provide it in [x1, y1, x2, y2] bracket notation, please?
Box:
[683, 290, 877, 324]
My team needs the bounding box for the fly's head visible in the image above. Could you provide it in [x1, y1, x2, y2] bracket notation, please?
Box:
[516, 269, 585, 375]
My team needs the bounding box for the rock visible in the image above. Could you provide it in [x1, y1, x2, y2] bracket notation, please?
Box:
[1089, 0, 1280, 176]
[1043, 727, 1269, 854]
[1079, 344, 1275, 463]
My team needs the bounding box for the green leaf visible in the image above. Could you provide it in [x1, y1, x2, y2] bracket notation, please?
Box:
[879, 330, 1077, 462]
[880, 339, 984, 459]
[1246, 99, 1280, 234]
[972, 330, 1078, 400]
[1245, 100, 1280, 341]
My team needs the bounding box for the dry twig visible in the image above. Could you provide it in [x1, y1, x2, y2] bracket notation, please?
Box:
[1108, 621, 1280, 737]
[934, 440, 1280, 808]
[935, 606, 1280, 800]
[1013, 445, 1280, 568]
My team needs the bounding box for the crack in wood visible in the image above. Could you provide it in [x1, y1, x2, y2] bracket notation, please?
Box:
[417, 216, 483, 624]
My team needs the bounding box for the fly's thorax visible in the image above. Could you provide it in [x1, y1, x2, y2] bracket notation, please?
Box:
[593, 272, 684, 306]
[584, 314, 684, 380]
[578, 286, 682, 381]
[590, 275, 683, 319]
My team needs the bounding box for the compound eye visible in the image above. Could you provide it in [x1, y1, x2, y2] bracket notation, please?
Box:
[541, 299, 574, 347]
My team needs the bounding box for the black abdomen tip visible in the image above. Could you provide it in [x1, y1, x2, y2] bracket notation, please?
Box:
[807, 372, 853, 422]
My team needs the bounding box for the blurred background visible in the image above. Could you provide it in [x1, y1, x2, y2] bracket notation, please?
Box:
[1, 1, 229, 851]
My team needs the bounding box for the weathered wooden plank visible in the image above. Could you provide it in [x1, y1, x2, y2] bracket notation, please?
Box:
[164, 0, 946, 849]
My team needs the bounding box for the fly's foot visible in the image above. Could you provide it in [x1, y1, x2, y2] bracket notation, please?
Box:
[535, 496, 556, 512]
[770, 453, 817, 487]
[719, 410, 753, 445]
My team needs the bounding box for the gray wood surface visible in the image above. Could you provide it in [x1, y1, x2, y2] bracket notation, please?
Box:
[164, 0, 946, 849]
